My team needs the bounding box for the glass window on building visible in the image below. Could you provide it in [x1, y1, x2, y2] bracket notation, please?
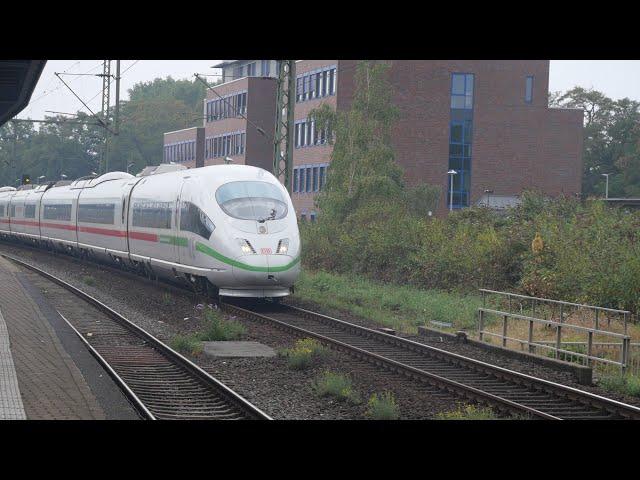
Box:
[261, 60, 270, 76]
[233, 65, 243, 79]
[448, 119, 473, 208]
[299, 168, 306, 193]
[312, 166, 319, 192]
[330, 67, 337, 95]
[451, 73, 474, 109]
[293, 168, 299, 193]
[525, 75, 533, 103]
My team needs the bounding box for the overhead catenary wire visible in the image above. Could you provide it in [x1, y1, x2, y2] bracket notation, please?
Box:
[21, 61, 104, 118]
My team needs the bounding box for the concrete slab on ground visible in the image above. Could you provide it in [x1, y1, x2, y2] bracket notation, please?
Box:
[203, 341, 276, 358]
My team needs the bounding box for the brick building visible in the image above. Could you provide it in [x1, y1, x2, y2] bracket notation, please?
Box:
[163, 60, 583, 218]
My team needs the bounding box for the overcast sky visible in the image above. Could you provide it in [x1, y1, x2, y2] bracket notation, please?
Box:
[17, 60, 640, 121]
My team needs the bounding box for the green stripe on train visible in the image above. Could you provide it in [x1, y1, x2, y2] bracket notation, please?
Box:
[158, 235, 188, 247]
[195, 242, 300, 272]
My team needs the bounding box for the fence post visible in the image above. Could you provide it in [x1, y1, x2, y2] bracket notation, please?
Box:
[621, 337, 629, 374]
[555, 324, 562, 359]
[508, 294, 512, 313]
[595, 309, 599, 331]
[478, 309, 484, 342]
[624, 312, 628, 336]
[587, 331, 593, 368]
[528, 320, 534, 354]
[532, 299, 536, 317]
[559, 303, 564, 323]
[502, 314, 508, 348]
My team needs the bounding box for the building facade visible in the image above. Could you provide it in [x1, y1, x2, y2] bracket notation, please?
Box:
[163, 60, 583, 218]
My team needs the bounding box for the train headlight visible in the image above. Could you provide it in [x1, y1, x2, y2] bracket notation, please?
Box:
[237, 238, 256, 254]
[276, 238, 289, 254]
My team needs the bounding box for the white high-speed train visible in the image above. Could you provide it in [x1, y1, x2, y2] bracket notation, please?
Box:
[0, 164, 301, 298]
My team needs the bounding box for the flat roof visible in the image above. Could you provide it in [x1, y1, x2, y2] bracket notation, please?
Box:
[211, 60, 239, 69]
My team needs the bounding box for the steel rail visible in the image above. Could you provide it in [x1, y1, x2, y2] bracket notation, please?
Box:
[57, 311, 155, 420]
[1, 252, 271, 421]
[222, 301, 640, 420]
[3, 240, 639, 420]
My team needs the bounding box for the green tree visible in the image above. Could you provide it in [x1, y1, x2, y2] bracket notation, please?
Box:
[0, 76, 209, 185]
[552, 87, 640, 197]
[311, 61, 404, 222]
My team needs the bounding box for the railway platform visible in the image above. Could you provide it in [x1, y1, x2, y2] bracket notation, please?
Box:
[0, 257, 139, 420]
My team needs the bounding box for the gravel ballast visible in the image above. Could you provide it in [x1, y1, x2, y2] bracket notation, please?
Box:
[0, 242, 473, 419]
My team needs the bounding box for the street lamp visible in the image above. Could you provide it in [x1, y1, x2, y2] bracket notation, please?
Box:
[126, 163, 135, 174]
[601, 173, 611, 199]
[447, 169, 457, 212]
[484, 189, 494, 208]
[224, 157, 234, 165]
[60, 174, 67, 180]
[38, 175, 46, 183]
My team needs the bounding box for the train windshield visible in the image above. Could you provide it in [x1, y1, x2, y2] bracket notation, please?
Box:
[215, 181, 288, 221]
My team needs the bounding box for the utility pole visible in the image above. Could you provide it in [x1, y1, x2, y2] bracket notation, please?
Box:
[114, 60, 121, 137]
[273, 60, 296, 193]
[98, 60, 112, 174]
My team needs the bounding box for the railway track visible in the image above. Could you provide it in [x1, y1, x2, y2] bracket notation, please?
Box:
[223, 301, 640, 420]
[1, 252, 270, 421]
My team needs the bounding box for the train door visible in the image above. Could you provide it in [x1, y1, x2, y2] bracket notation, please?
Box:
[177, 178, 196, 266]
[127, 175, 180, 265]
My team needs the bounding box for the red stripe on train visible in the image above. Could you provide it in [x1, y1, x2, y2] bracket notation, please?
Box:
[127, 231, 158, 242]
[1, 220, 158, 243]
[78, 226, 126, 237]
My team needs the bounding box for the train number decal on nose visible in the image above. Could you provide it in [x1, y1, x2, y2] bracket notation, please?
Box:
[260, 247, 272, 255]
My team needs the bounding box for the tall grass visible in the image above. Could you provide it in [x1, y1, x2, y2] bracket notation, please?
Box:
[293, 270, 481, 332]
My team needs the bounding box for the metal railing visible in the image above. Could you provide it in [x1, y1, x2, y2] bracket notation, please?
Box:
[480, 289, 632, 334]
[478, 307, 632, 372]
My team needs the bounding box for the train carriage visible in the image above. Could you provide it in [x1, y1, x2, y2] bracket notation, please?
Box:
[0, 164, 300, 299]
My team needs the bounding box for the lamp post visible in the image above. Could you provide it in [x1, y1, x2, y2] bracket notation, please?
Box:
[447, 169, 457, 212]
[60, 174, 67, 180]
[601, 173, 611, 199]
[484, 189, 494, 208]
[224, 157, 234, 165]
[126, 163, 135, 174]
[38, 175, 46, 184]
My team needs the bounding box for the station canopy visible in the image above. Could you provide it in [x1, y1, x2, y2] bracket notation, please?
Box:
[0, 60, 46, 126]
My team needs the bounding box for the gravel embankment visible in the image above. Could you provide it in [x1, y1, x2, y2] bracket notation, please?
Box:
[288, 298, 640, 409]
[0, 242, 470, 419]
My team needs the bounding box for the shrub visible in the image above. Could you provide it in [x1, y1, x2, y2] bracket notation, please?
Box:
[302, 191, 640, 318]
[314, 371, 360, 403]
[365, 392, 400, 420]
[598, 372, 640, 398]
[161, 293, 173, 306]
[280, 338, 327, 370]
[82, 275, 96, 286]
[197, 307, 246, 341]
[436, 404, 497, 420]
[170, 334, 203, 356]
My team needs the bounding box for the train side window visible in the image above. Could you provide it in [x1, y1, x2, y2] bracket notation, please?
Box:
[132, 201, 172, 229]
[43, 204, 72, 221]
[180, 201, 215, 239]
[0, 205, 5, 217]
[24, 204, 36, 219]
[78, 203, 115, 224]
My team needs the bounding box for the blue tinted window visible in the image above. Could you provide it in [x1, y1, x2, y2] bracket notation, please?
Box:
[451, 73, 474, 110]
[525, 75, 533, 103]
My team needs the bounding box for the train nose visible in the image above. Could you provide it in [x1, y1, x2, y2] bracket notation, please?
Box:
[231, 254, 300, 285]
